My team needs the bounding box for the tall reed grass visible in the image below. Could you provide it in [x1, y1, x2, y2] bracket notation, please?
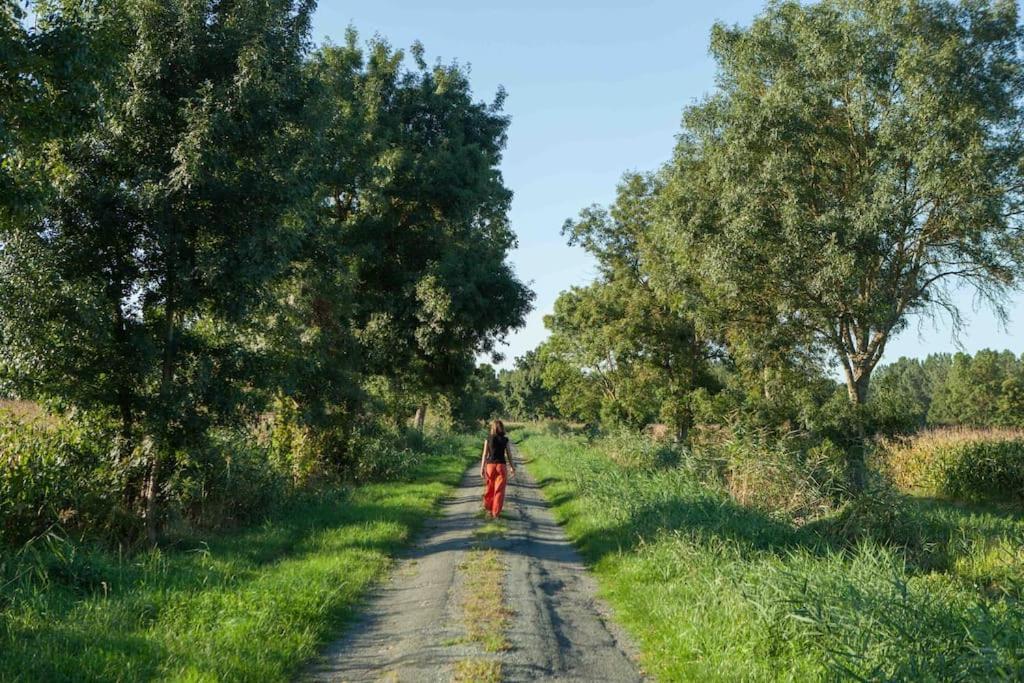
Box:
[520, 428, 1024, 681]
[877, 427, 1024, 503]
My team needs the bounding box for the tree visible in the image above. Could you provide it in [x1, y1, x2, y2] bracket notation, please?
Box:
[308, 35, 532, 426]
[548, 173, 713, 438]
[657, 0, 1024, 410]
[451, 363, 504, 428]
[499, 349, 556, 420]
[1, 1, 114, 219]
[538, 339, 604, 425]
[0, 1, 29, 211]
[870, 357, 935, 430]
[0, 0, 316, 542]
[929, 349, 1024, 427]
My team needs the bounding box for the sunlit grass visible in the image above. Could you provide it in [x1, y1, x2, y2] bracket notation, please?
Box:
[452, 658, 502, 682]
[473, 518, 507, 541]
[0, 438, 477, 682]
[520, 430, 1024, 681]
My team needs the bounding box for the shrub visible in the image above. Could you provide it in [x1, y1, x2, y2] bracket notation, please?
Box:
[168, 431, 293, 531]
[542, 419, 578, 438]
[879, 428, 1024, 503]
[806, 481, 951, 570]
[0, 413, 299, 544]
[0, 415, 134, 544]
[691, 430, 851, 522]
[343, 426, 447, 483]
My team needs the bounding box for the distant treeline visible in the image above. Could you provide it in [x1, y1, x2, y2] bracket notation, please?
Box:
[495, 348, 1024, 432]
[0, 1, 531, 544]
[873, 350, 1024, 431]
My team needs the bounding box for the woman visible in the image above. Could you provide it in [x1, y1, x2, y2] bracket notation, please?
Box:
[480, 419, 515, 518]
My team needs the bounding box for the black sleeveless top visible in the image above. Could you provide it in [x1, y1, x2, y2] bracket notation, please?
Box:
[485, 434, 509, 464]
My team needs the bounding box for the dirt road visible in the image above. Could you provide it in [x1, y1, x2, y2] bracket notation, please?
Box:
[302, 461, 645, 682]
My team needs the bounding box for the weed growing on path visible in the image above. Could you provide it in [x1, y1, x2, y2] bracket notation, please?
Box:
[473, 518, 507, 541]
[457, 548, 512, 653]
[452, 658, 502, 682]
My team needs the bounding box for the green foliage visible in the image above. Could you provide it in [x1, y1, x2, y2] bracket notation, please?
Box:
[654, 0, 1024, 408]
[0, 436, 476, 682]
[168, 430, 292, 531]
[544, 173, 715, 437]
[498, 349, 556, 420]
[450, 364, 504, 428]
[0, 411, 300, 545]
[0, 7, 531, 544]
[0, 414, 133, 544]
[689, 428, 852, 520]
[879, 428, 1024, 504]
[0, 0, 320, 542]
[597, 428, 684, 469]
[929, 350, 1024, 428]
[536, 0, 1024, 488]
[865, 350, 1024, 432]
[519, 428, 1024, 681]
[870, 354, 951, 431]
[298, 34, 532, 406]
[0, 1, 28, 209]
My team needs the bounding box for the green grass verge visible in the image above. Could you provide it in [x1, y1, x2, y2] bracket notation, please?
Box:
[519, 430, 1024, 681]
[0, 436, 476, 682]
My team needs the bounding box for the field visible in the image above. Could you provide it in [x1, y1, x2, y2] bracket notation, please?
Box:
[0, 437, 476, 682]
[517, 428, 1024, 681]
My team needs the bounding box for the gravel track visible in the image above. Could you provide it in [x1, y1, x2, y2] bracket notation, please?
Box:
[302, 461, 645, 682]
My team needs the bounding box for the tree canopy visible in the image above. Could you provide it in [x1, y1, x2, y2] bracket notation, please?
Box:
[0, 1, 531, 542]
[521, 0, 1024, 487]
[655, 0, 1024, 405]
[544, 173, 714, 437]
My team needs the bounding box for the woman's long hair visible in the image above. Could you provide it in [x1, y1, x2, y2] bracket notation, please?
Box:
[489, 419, 505, 436]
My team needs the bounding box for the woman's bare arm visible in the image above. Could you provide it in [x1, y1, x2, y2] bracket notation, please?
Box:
[479, 439, 488, 478]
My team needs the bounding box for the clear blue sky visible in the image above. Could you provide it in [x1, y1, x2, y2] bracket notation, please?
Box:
[311, 1, 1024, 371]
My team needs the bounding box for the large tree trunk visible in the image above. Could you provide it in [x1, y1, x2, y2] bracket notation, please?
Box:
[142, 446, 161, 546]
[841, 361, 874, 405]
[840, 360, 874, 491]
[145, 237, 178, 547]
[413, 404, 427, 431]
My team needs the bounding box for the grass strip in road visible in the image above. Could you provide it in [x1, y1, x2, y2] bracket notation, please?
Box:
[456, 548, 511, 654]
[452, 658, 502, 683]
[0, 436, 477, 682]
[472, 518, 507, 541]
[451, 544, 509, 682]
[518, 429, 1024, 681]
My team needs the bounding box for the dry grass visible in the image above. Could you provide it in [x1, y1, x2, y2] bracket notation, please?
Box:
[898, 426, 1024, 446]
[458, 548, 512, 653]
[0, 399, 49, 422]
[876, 426, 1024, 487]
[646, 423, 672, 441]
[452, 658, 502, 683]
[875, 427, 1024, 502]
